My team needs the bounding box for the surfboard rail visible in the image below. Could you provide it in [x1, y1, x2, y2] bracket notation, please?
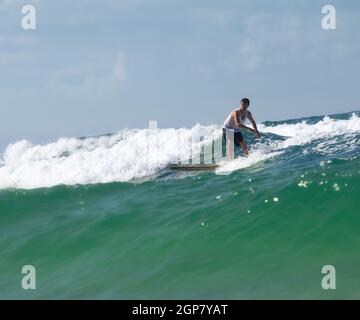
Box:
[169, 164, 219, 171]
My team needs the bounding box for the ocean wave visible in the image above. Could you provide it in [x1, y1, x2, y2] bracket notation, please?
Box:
[0, 113, 359, 190]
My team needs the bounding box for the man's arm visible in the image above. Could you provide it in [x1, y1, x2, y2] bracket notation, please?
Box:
[233, 111, 256, 133]
[247, 111, 260, 138]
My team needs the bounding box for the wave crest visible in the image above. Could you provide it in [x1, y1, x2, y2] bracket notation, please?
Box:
[1, 113, 359, 189]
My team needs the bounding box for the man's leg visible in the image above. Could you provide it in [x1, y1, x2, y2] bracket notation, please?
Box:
[235, 132, 249, 157]
[239, 140, 249, 156]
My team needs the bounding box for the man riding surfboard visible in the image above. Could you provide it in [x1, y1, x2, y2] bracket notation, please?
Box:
[222, 98, 260, 157]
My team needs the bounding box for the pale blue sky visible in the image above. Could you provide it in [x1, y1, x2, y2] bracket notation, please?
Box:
[1, 0, 359, 150]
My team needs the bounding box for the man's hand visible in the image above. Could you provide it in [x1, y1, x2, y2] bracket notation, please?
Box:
[241, 125, 255, 133]
[248, 111, 260, 139]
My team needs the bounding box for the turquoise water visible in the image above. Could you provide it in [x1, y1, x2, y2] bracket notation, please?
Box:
[1, 111, 360, 299]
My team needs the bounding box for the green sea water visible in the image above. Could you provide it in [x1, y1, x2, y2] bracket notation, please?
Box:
[1, 112, 360, 299]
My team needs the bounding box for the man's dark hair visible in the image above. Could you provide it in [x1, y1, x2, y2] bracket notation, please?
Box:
[241, 98, 250, 106]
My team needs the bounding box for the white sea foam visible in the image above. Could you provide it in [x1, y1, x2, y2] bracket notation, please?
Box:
[218, 113, 360, 173]
[215, 150, 282, 174]
[259, 113, 360, 149]
[0, 114, 359, 189]
[0, 125, 218, 189]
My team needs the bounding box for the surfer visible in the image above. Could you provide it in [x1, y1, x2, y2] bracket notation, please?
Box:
[222, 98, 260, 157]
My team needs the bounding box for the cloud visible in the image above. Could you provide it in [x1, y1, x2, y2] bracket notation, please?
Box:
[217, 12, 342, 73]
[113, 51, 126, 81]
[50, 50, 126, 85]
[190, 7, 234, 27]
[0, 0, 39, 7]
[52, 62, 108, 83]
[0, 52, 33, 66]
[42, 50, 127, 101]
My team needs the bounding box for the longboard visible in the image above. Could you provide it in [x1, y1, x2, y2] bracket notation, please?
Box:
[169, 164, 219, 171]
